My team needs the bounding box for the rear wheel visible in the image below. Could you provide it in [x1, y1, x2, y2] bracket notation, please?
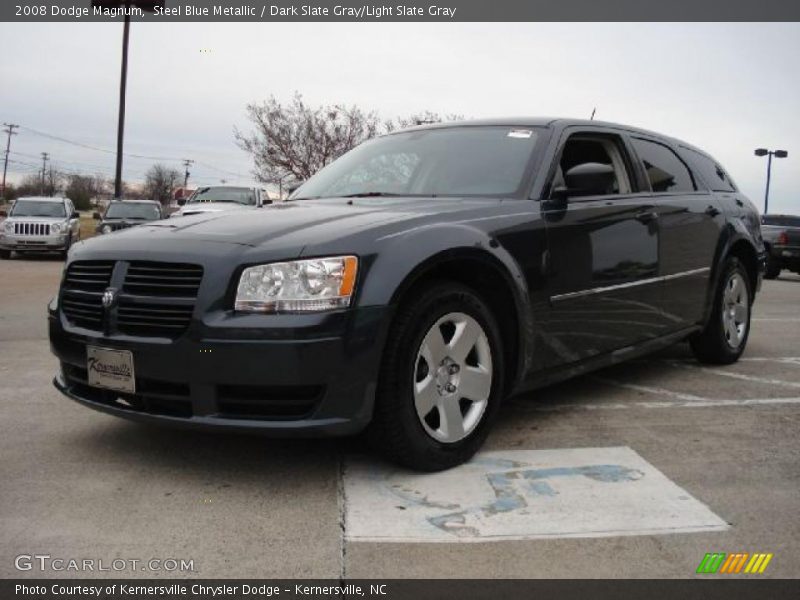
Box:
[690, 256, 752, 364]
[367, 282, 505, 471]
[764, 251, 781, 279]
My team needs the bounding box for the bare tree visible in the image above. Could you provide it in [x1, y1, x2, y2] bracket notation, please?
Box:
[144, 164, 181, 206]
[235, 93, 463, 187]
[234, 93, 384, 187]
[65, 174, 104, 210]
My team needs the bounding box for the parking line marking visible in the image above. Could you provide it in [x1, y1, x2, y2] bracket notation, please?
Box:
[524, 396, 800, 412]
[344, 447, 728, 542]
[665, 361, 800, 389]
[592, 377, 708, 402]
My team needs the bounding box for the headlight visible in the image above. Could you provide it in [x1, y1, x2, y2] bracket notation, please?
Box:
[50, 223, 63, 234]
[235, 256, 358, 313]
[2, 221, 13, 233]
[101, 225, 113, 234]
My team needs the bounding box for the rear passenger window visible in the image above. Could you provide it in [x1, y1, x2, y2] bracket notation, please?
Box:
[681, 148, 736, 192]
[631, 138, 696, 193]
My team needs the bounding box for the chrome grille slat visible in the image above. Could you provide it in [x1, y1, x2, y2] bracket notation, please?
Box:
[14, 222, 51, 236]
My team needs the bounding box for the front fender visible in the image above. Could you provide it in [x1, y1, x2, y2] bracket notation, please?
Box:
[355, 222, 534, 390]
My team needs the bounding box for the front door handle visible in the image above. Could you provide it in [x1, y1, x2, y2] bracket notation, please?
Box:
[705, 206, 721, 217]
[635, 211, 658, 224]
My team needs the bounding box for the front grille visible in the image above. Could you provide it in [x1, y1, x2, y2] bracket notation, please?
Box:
[59, 260, 202, 338]
[123, 261, 203, 298]
[14, 222, 51, 236]
[117, 300, 195, 337]
[217, 384, 324, 420]
[61, 261, 114, 329]
[62, 364, 193, 418]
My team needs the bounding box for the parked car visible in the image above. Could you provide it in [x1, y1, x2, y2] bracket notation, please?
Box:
[170, 186, 272, 218]
[49, 118, 765, 470]
[94, 199, 164, 235]
[761, 214, 800, 279]
[1, 196, 80, 259]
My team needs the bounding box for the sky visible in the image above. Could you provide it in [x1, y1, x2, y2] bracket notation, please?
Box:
[1, 22, 798, 213]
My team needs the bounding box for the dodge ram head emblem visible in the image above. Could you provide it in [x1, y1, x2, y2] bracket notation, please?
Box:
[101, 288, 118, 309]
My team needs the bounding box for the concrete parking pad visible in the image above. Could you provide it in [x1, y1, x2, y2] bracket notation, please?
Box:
[345, 447, 727, 542]
[1, 259, 798, 579]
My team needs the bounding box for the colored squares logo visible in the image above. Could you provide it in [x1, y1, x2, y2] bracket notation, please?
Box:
[697, 552, 773, 574]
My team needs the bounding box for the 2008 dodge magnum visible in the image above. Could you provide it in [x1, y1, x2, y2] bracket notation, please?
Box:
[49, 118, 765, 470]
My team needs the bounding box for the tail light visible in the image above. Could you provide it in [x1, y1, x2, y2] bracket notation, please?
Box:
[777, 231, 789, 245]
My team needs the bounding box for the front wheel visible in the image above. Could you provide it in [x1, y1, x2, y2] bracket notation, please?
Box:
[368, 282, 505, 471]
[0, 249, 11, 260]
[690, 256, 752, 365]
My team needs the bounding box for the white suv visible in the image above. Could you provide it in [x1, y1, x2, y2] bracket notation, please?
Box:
[0, 196, 81, 259]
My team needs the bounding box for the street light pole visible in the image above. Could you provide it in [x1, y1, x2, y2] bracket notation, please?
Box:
[754, 148, 788, 215]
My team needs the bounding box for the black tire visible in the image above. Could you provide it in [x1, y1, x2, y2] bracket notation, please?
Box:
[0, 249, 11, 260]
[367, 281, 505, 471]
[690, 256, 752, 365]
[764, 253, 781, 280]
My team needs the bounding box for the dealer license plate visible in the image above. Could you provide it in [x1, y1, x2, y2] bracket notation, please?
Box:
[87, 346, 135, 393]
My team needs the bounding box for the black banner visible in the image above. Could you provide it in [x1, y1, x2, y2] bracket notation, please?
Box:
[3, 0, 800, 22]
[3, 580, 800, 600]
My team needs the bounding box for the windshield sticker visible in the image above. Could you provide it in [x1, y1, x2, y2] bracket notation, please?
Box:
[508, 129, 533, 139]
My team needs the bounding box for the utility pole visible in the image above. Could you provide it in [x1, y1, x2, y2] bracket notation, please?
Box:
[1, 123, 19, 200]
[40, 152, 50, 196]
[183, 159, 194, 189]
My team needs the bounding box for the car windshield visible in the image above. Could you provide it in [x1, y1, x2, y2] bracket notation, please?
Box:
[105, 202, 161, 220]
[188, 187, 256, 205]
[10, 200, 66, 218]
[762, 215, 800, 228]
[292, 126, 540, 200]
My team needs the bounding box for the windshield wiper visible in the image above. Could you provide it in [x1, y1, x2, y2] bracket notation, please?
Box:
[341, 192, 417, 198]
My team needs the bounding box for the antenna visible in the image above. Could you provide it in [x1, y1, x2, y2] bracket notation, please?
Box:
[590, 107, 597, 121]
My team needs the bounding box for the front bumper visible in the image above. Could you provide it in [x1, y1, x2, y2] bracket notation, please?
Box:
[49, 304, 391, 436]
[1, 233, 68, 251]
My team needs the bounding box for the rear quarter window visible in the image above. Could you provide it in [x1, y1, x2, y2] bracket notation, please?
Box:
[680, 147, 737, 193]
[630, 138, 696, 193]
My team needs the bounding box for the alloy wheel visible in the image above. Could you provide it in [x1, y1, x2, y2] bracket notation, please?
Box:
[413, 312, 493, 443]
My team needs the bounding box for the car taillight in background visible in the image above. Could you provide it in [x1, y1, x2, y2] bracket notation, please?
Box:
[777, 232, 789, 245]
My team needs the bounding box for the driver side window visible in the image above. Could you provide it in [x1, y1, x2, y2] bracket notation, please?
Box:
[550, 134, 633, 199]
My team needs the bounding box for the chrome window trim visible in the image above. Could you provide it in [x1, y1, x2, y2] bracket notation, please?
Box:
[550, 267, 710, 303]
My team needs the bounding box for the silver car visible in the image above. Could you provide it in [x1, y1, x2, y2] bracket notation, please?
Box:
[0, 196, 80, 259]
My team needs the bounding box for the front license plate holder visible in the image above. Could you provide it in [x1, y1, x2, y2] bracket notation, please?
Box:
[87, 346, 135, 394]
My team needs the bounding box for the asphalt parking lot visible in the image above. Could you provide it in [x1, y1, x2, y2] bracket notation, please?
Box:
[1, 256, 798, 579]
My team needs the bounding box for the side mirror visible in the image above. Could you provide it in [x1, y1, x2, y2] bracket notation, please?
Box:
[177, 198, 186, 206]
[72, 211, 80, 219]
[562, 163, 616, 197]
[0, 209, 7, 218]
[286, 182, 303, 196]
[92, 212, 101, 220]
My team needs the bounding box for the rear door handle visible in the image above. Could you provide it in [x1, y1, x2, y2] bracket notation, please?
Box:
[635, 211, 658, 224]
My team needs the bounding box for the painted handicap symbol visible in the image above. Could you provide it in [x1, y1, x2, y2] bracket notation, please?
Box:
[427, 458, 644, 537]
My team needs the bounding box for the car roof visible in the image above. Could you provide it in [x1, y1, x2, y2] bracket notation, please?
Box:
[16, 196, 67, 202]
[108, 199, 159, 204]
[389, 117, 704, 155]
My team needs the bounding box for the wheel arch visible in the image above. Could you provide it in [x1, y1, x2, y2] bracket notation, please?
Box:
[385, 247, 530, 394]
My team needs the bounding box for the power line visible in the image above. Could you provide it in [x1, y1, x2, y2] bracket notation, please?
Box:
[40, 152, 50, 195]
[2, 123, 19, 199]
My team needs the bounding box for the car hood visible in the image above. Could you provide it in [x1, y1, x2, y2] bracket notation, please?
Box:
[89, 197, 512, 250]
[173, 202, 254, 216]
[6, 216, 66, 222]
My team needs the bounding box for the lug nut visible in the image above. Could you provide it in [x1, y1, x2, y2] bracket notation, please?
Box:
[445, 383, 456, 393]
[448, 364, 460, 374]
